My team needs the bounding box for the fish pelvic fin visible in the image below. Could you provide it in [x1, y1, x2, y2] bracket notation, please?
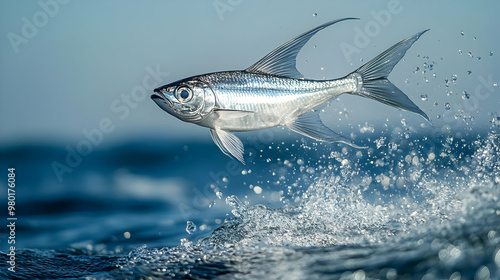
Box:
[285, 110, 366, 149]
[210, 128, 245, 164]
[351, 30, 430, 121]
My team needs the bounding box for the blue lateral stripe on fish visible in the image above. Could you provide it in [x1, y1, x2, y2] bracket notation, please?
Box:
[151, 18, 429, 164]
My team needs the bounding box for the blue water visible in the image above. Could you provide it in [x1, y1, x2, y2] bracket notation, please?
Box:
[1, 127, 499, 279]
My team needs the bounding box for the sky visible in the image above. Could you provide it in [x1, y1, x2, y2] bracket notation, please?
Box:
[1, 0, 499, 148]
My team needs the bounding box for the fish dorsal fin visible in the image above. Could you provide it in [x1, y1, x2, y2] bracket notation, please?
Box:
[210, 128, 245, 164]
[215, 109, 255, 120]
[245, 18, 358, 79]
[285, 110, 366, 149]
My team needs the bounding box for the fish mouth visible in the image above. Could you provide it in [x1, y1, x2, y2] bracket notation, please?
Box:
[151, 92, 164, 102]
[151, 90, 170, 103]
[151, 91, 174, 112]
[151, 87, 174, 104]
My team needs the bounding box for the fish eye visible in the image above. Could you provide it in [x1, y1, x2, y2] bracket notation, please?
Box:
[175, 86, 193, 103]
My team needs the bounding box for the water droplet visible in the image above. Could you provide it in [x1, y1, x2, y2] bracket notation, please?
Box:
[446, 136, 454, 144]
[452, 74, 457, 82]
[253, 186, 262, 194]
[215, 190, 223, 199]
[490, 51, 493, 56]
[312, 13, 317, 17]
[386, 268, 398, 280]
[473, 36, 476, 40]
[225, 196, 237, 207]
[467, 70, 472, 75]
[360, 123, 375, 133]
[429, 64, 434, 70]
[209, 201, 215, 208]
[458, 49, 462, 55]
[314, 45, 317, 48]
[186, 221, 197, 234]
[401, 118, 407, 126]
[423, 62, 428, 69]
[467, 51, 473, 57]
[492, 117, 500, 126]
[404, 131, 411, 139]
[360, 58, 363, 62]
[226, 195, 247, 217]
[434, 102, 438, 106]
[462, 91, 470, 99]
[388, 142, 398, 151]
[477, 56, 481, 60]
[420, 94, 428, 101]
[460, 30, 464, 36]
[445, 103, 451, 110]
[375, 137, 386, 149]
[476, 266, 490, 280]
[222, 177, 228, 183]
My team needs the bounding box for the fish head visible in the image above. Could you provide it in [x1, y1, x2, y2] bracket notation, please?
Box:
[151, 78, 216, 123]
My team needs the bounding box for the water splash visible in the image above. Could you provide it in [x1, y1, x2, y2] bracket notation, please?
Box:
[117, 134, 500, 279]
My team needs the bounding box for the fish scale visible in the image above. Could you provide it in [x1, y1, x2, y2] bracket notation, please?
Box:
[201, 71, 355, 126]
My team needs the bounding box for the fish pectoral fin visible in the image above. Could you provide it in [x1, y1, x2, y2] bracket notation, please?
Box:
[245, 18, 358, 79]
[285, 111, 366, 149]
[215, 109, 255, 120]
[210, 128, 245, 164]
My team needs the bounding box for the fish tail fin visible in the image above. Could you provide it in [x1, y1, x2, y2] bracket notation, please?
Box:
[351, 30, 430, 121]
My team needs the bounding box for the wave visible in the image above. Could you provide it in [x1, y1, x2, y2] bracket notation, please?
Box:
[110, 134, 500, 279]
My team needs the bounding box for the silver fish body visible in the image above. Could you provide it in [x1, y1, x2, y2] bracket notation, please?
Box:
[152, 18, 429, 163]
[194, 71, 360, 131]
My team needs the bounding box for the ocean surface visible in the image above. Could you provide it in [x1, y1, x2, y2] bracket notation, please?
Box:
[1, 126, 499, 279]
